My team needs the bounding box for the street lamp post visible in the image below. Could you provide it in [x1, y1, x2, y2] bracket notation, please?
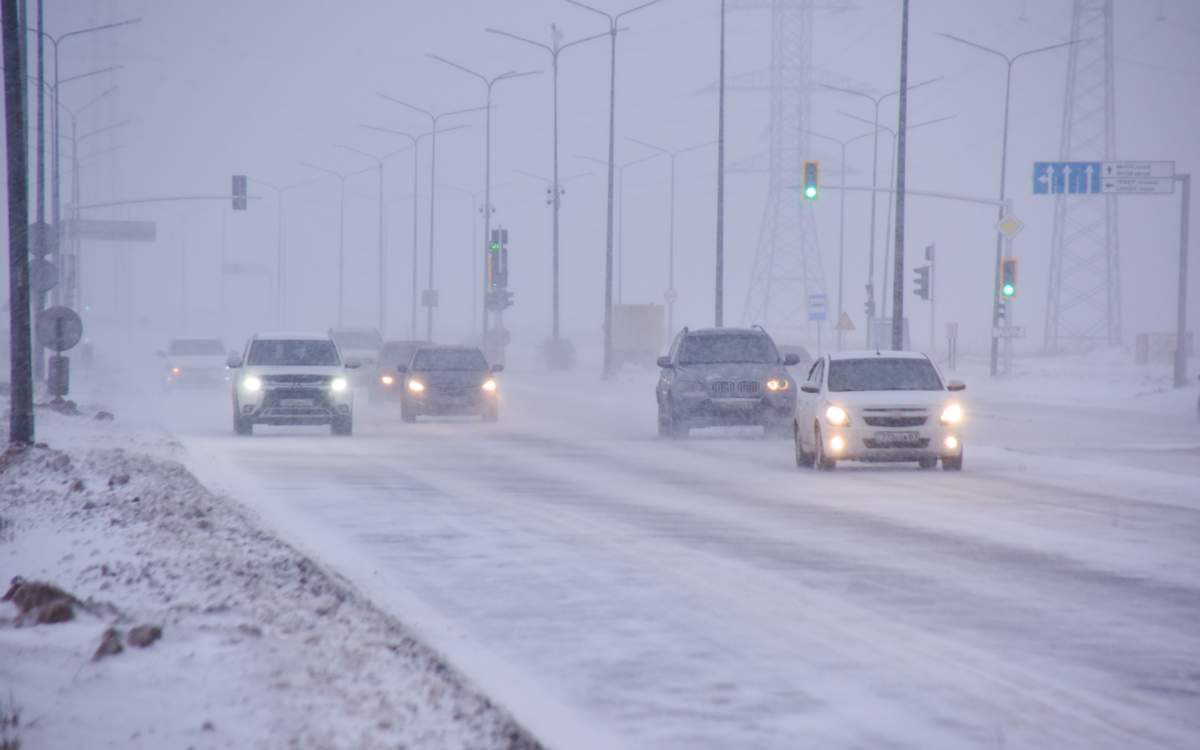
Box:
[822, 76, 939, 339]
[378, 93, 488, 342]
[565, 0, 664, 377]
[249, 177, 319, 328]
[336, 145, 392, 335]
[800, 128, 875, 350]
[939, 33, 1081, 375]
[300, 161, 351, 326]
[626, 137, 716, 338]
[486, 24, 608, 351]
[422, 56, 538, 351]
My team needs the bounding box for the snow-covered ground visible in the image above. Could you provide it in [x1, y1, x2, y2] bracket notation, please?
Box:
[0, 406, 539, 750]
[4, 346, 1199, 749]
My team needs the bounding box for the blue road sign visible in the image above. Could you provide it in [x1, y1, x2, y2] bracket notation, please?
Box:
[807, 293, 827, 322]
[1033, 161, 1102, 195]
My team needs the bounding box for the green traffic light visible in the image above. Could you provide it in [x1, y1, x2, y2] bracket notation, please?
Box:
[1002, 283, 1015, 297]
[489, 242, 501, 252]
[804, 186, 817, 199]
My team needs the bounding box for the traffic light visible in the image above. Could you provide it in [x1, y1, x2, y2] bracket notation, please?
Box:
[802, 160, 819, 200]
[488, 229, 509, 291]
[913, 265, 930, 300]
[485, 290, 515, 311]
[232, 175, 247, 210]
[999, 256, 1018, 299]
[995, 299, 1008, 322]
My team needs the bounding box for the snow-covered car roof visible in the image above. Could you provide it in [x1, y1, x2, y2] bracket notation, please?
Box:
[828, 350, 929, 361]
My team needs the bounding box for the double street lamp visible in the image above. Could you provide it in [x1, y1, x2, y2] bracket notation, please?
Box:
[485, 24, 608, 350]
[938, 33, 1081, 375]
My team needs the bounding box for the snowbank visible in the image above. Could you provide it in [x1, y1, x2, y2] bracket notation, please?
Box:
[0, 406, 540, 750]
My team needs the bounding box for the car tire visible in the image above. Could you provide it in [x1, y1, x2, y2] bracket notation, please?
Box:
[814, 426, 836, 471]
[331, 415, 353, 436]
[400, 400, 416, 424]
[657, 399, 671, 438]
[794, 422, 813, 468]
[918, 457, 938, 469]
[669, 402, 689, 439]
[483, 404, 499, 423]
[233, 410, 252, 436]
[942, 452, 963, 471]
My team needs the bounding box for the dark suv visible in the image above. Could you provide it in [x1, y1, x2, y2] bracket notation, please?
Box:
[656, 327, 799, 438]
[397, 346, 502, 423]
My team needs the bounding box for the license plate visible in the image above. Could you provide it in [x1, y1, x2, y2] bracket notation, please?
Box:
[281, 398, 313, 408]
[875, 431, 919, 444]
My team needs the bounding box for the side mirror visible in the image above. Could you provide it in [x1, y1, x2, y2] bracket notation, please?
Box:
[800, 383, 820, 394]
[396, 364, 408, 374]
[946, 380, 966, 392]
[782, 353, 800, 366]
[491, 364, 504, 373]
[656, 356, 673, 369]
[345, 358, 362, 370]
[225, 354, 243, 369]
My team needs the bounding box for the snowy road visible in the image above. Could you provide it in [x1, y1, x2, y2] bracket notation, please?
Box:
[160, 368, 1200, 749]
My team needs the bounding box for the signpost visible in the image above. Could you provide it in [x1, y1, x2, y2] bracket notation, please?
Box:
[30, 258, 58, 292]
[1033, 160, 1175, 195]
[35, 306, 83, 401]
[808, 292, 827, 354]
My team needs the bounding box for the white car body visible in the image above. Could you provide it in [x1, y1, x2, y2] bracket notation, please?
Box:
[794, 350, 965, 470]
[230, 332, 356, 435]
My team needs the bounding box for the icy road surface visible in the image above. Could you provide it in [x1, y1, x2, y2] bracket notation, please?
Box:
[160, 368, 1200, 750]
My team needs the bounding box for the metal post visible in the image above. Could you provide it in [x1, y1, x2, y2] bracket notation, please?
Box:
[552, 51, 561, 341]
[715, 0, 726, 328]
[4, 0, 33, 443]
[892, 0, 910, 351]
[668, 153, 676, 337]
[837, 141, 846, 350]
[1175, 174, 1191, 387]
[377, 163, 385, 333]
[411, 149, 419, 338]
[337, 175, 345, 326]
[276, 192, 284, 326]
[617, 162, 624, 304]
[989, 60, 1014, 375]
[604, 26, 617, 372]
[427, 122, 438, 340]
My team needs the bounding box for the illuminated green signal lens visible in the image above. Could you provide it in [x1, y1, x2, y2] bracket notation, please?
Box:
[804, 186, 817, 199]
[489, 241, 501, 252]
[1002, 283, 1015, 297]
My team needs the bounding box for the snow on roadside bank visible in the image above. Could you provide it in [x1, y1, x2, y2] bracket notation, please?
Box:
[0, 408, 540, 750]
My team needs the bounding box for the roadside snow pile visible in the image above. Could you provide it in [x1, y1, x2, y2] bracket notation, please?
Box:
[0, 435, 540, 750]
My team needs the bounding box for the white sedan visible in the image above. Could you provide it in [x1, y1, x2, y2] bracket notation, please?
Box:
[793, 350, 965, 471]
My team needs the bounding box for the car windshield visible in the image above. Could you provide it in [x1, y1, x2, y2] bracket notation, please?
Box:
[412, 349, 488, 371]
[679, 334, 777, 365]
[330, 330, 382, 350]
[827, 358, 944, 392]
[168, 339, 224, 356]
[380, 341, 429, 365]
[247, 339, 341, 367]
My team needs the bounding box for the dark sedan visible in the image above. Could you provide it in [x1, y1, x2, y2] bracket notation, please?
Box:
[398, 346, 502, 423]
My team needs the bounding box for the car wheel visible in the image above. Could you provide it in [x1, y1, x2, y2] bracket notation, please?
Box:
[942, 452, 963, 471]
[657, 398, 671, 438]
[794, 422, 813, 468]
[331, 415, 353, 436]
[233, 410, 252, 436]
[918, 457, 938, 470]
[400, 400, 416, 424]
[814, 426, 836, 471]
[483, 404, 499, 422]
[668, 400, 689, 439]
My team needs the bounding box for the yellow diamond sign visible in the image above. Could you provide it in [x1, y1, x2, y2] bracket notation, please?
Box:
[996, 214, 1024, 238]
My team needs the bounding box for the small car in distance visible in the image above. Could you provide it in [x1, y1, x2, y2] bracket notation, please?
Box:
[328, 327, 383, 387]
[370, 340, 432, 402]
[158, 338, 229, 391]
[793, 350, 965, 471]
[397, 346, 501, 423]
[656, 326, 800, 439]
[227, 332, 358, 436]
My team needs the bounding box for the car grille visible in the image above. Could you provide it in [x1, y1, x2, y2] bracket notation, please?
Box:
[863, 415, 928, 427]
[864, 437, 931, 449]
[262, 374, 331, 386]
[710, 380, 761, 397]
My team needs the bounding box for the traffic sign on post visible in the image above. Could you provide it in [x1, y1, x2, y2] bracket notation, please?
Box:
[834, 311, 855, 332]
[36, 306, 83, 352]
[30, 258, 59, 292]
[1033, 160, 1175, 195]
[807, 292, 827, 322]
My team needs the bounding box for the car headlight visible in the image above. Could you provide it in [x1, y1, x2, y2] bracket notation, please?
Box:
[241, 376, 263, 393]
[825, 405, 849, 426]
[408, 379, 425, 393]
[766, 378, 790, 392]
[330, 377, 348, 393]
[171, 367, 181, 376]
[940, 403, 963, 425]
[380, 374, 395, 386]
[481, 379, 497, 393]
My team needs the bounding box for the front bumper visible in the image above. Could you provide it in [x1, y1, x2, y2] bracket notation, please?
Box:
[405, 388, 493, 415]
[238, 386, 352, 425]
[820, 423, 962, 462]
[673, 392, 794, 427]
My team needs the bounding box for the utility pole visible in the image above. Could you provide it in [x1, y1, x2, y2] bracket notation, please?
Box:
[715, 0, 726, 328]
[300, 162, 350, 326]
[1174, 174, 1191, 388]
[566, 0, 664, 377]
[5, 0, 33, 443]
[486, 24, 607, 356]
[891, 0, 910, 351]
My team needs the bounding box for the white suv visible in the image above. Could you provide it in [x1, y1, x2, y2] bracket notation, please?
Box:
[226, 332, 358, 436]
[794, 350, 965, 471]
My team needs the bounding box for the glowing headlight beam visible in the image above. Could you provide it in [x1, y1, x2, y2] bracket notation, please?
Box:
[940, 403, 963, 425]
[481, 379, 497, 393]
[380, 374, 395, 386]
[766, 378, 790, 392]
[407, 380, 425, 393]
[330, 377, 348, 393]
[241, 376, 263, 393]
[825, 405, 849, 426]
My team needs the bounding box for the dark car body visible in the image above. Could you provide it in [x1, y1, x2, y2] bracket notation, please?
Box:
[370, 340, 432, 402]
[398, 346, 501, 422]
[656, 327, 799, 438]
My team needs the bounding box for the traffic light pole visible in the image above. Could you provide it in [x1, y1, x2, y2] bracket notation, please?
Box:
[1174, 173, 1191, 388]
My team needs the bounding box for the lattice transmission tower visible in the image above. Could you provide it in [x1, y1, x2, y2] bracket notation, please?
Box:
[733, 0, 829, 336]
[1045, 0, 1121, 351]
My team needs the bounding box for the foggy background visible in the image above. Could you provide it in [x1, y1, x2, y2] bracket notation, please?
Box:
[6, 0, 1198, 363]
